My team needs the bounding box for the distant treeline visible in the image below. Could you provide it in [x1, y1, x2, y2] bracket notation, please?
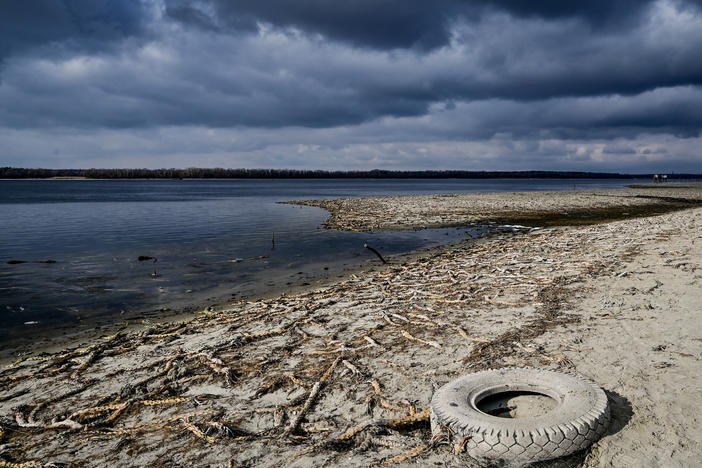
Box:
[1, 167, 700, 180]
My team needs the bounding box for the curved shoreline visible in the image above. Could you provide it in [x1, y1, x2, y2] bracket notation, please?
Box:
[283, 184, 702, 231]
[1, 185, 701, 466]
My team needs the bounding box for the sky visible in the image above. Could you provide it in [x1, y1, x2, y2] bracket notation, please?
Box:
[1, 0, 701, 173]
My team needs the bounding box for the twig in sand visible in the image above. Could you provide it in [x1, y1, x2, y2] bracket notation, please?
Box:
[454, 326, 489, 343]
[381, 313, 400, 326]
[0, 460, 41, 468]
[198, 354, 236, 385]
[381, 418, 452, 465]
[364, 336, 381, 347]
[390, 313, 409, 323]
[14, 411, 83, 431]
[381, 444, 429, 465]
[27, 380, 96, 423]
[101, 400, 133, 426]
[285, 408, 430, 464]
[401, 331, 442, 350]
[140, 397, 191, 406]
[454, 434, 472, 454]
[283, 357, 341, 437]
[69, 404, 124, 423]
[342, 360, 361, 376]
[182, 419, 216, 443]
[367, 380, 407, 413]
[70, 347, 104, 380]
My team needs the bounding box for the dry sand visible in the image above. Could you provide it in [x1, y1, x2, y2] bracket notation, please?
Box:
[0, 185, 701, 467]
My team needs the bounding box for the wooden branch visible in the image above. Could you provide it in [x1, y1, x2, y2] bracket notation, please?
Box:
[364, 243, 387, 264]
[283, 357, 341, 437]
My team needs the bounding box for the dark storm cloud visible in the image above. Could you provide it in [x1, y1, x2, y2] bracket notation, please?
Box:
[0, 1, 148, 61]
[487, 0, 665, 24]
[157, 0, 702, 113]
[164, 0, 466, 49]
[165, 0, 702, 49]
[0, 0, 701, 172]
[3, 5, 701, 135]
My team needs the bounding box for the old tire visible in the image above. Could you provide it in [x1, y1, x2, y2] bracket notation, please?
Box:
[430, 367, 610, 465]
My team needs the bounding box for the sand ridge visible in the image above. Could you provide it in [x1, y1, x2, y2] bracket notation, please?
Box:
[286, 184, 702, 231]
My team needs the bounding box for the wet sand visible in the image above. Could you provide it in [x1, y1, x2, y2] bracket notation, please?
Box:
[0, 184, 700, 467]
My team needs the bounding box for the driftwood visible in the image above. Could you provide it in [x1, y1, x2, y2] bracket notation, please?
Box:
[283, 357, 341, 437]
[364, 243, 387, 264]
[2, 201, 694, 465]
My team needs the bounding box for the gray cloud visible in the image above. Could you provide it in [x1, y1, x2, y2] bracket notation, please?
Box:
[0, 1, 149, 62]
[0, 0, 701, 172]
[165, 0, 702, 49]
[163, 0, 467, 50]
[2, 7, 702, 131]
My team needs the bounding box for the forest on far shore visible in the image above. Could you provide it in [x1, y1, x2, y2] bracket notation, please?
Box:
[1, 167, 700, 180]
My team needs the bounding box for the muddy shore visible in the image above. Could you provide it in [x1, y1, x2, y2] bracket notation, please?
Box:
[0, 185, 701, 467]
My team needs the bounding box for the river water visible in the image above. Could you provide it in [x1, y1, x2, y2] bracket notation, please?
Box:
[0, 178, 640, 340]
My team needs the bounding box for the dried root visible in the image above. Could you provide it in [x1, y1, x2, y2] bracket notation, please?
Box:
[182, 419, 216, 443]
[0, 461, 41, 468]
[286, 408, 430, 464]
[197, 354, 236, 385]
[380, 444, 429, 465]
[401, 331, 442, 350]
[454, 434, 472, 455]
[283, 357, 341, 437]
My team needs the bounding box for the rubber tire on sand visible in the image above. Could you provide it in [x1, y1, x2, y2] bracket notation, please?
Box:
[430, 367, 610, 465]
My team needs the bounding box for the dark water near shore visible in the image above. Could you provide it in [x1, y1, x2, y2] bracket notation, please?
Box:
[0, 178, 640, 340]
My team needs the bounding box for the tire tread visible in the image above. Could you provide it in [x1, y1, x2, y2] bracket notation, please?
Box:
[430, 368, 610, 464]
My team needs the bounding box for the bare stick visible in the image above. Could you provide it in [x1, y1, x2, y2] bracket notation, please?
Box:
[364, 243, 387, 264]
[401, 331, 442, 350]
[283, 357, 340, 437]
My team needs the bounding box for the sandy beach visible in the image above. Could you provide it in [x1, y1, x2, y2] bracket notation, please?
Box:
[1, 185, 701, 467]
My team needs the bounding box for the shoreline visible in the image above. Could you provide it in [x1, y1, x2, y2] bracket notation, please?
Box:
[283, 183, 702, 231]
[0, 224, 493, 364]
[0, 238, 480, 365]
[1, 186, 701, 466]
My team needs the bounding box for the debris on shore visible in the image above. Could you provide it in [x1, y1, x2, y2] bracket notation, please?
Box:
[1, 186, 701, 467]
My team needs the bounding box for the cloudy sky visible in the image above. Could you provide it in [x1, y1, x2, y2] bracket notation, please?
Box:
[1, 0, 701, 172]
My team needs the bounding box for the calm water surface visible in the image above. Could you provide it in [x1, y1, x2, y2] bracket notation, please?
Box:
[0, 178, 640, 340]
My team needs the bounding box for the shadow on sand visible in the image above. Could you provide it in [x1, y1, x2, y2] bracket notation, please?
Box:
[526, 389, 633, 468]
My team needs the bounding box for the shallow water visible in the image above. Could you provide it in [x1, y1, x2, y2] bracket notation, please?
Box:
[0, 178, 641, 339]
